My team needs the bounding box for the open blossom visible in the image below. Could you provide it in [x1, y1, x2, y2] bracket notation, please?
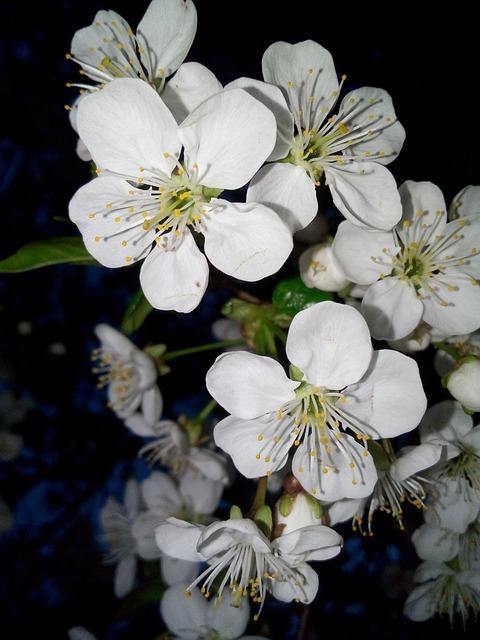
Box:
[67, 0, 222, 159]
[160, 583, 270, 640]
[156, 513, 343, 618]
[331, 181, 480, 341]
[231, 40, 405, 233]
[324, 440, 442, 535]
[206, 301, 427, 502]
[403, 561, 480, 628]
[69, 78, 293, 313]
[92, 323, 162, 423]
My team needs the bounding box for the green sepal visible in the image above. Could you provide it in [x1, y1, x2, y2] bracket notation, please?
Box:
[253, 504, 273, 539]
[277, 492, 295, 518]
[121, 287, 153, 335]
[230, 504, 243, 519]
[202, 185, 223, 200]
[289, 364, 304, 382]
[367, 440, 390, 472]
[272, 276, 334, 317]
[305, 493, 324, 519]
[0, 237, 98, 272]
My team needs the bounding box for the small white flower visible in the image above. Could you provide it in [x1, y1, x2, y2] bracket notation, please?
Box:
[69, 79, 293, 313]
[207, 301, 427, 502]
[92, 323, 162, 423]
[403, 561, 480, 627]
[299, 242, 350, 292]
[156, 514, 342, 618]
[417, 399, 480, 493]
[234, 40, 405, 233]
[331, 181, 480, 341]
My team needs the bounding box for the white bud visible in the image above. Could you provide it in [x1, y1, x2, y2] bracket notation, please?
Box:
[299, 243, 350, 292]
[446, 357, 480, 412]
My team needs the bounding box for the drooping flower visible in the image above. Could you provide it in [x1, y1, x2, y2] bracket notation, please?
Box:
[160, 582, 270, 640]
[91, 323, 162, 423]
[206, 301, 427, 502]
[155, 512, 342, 619]
[66, 0, 222, 155]
[331, 181, 480, 341]
[229, 40, 405, 233]
[403, 560, 480, 628]
[417, 399, 480, 494]
[69, 78, 293, 313]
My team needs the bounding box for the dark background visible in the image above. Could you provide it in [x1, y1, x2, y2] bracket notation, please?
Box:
[0, 1, 479, 639]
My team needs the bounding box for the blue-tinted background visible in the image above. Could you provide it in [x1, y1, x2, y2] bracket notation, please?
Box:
[0, 1, 479, 639]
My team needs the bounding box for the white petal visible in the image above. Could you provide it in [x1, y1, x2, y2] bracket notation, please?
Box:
[213, 414, 293, 478]
[331, 220, 395, 284]
[262, 40, 338, 127]
[292, 435, 378, 501]
[155, 517, 205, 562]
[286, 301, 372, 389]
[68, 176, 155, 267]
[418, 399, 473, 446]
[202, 200, 293, 280]
[160, 556, 200, 587]
[160, 583, 207, 639]
[141, 471, 183, 512]
[274, 524, 343, 561]
[141, 386, 164, 426]
[68, 627, 98, 640]
[269, 561, 319, 604]
[247, 163, 318, 233]
[114, 554, 137, 598]
[76, 78, 180, 179]
[389, 443, 442, 481]
[411, 523, 459, 562]
[343, 349, 427, 439]
[403, 581, 438, 622]
[162, 61, 223, 123]
[399, 180, 447, 227]
[325, 162, 402, 230]
[131, 511, 164, 560]
[206, 595, 250, 639]
[340, 87, 406, 164]
[139, 232, 209, 312]
[136, 0, 197, 78]
[206, 351, 298, 418]
[361, 277, 423, 340]
[179, 88, 276, 189]
[178, 467, 223, 515]
[226, 76, 294, 161]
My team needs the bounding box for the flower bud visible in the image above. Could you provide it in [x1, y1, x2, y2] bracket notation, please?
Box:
[444, 356, 480, 412]
[274, 490, 324, 535]
[299, 243, 350, 292]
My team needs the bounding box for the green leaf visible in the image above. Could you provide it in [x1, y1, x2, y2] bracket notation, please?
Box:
[272, 276, 334, 317]
[0, 237, 98, 272]
[121, 288, 153, 334]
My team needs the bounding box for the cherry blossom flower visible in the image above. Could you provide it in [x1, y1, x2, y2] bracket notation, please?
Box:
[403, 561, 480, 627]
[92, 323, 162, 423]
[69, 78, 293, 313]
[155, 513, 342, 619]
[67, 0, 223, 159]
[230, 40, 405, 233]
[206, 301, 427, 502]
[331, 181, 480, 341]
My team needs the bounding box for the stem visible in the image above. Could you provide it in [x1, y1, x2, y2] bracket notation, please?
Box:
[431, 341, 460, 361]
[246, 476, 269, 519]
[194, 397, 218, 424]
[164, 338, 245, 360]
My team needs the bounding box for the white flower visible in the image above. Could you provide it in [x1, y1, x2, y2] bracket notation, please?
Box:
[298, 242, 350, 292]
[232, 40, 405, 233]
[67, 0, 222, 125]
[417, 399, 480, 493]
[206, 301, 427, 502]
[403, 561, 480, 627]
[156, 514, 342, 618]
[331, 181, 480, 341]
[92, 323, 162, 423]
[160, 583, 270, 640]
[69, 79, 293, 313]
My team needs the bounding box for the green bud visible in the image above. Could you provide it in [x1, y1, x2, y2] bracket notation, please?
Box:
[230, 505, 243, 519]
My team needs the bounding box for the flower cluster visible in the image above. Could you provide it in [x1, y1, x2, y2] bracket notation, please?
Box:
[2, 0, 479, 638]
